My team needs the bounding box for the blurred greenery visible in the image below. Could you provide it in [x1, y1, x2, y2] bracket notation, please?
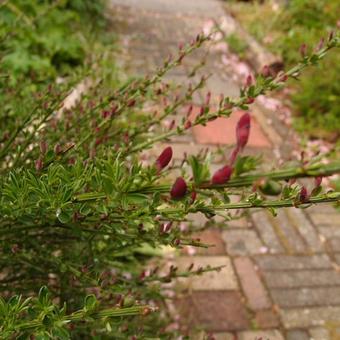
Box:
[228, 0, 340, 140]
[0, 0, 119, 138]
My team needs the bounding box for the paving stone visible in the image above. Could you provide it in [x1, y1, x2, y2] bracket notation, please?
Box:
[227, 217, 250, 228]
[222, 229, 264, 256]
[192, 110, 271, 147]
[204, 73, 240, 99]
[309, 212, 340, 227]
[263, 269, 340, 288]
[335, 254, 340, 265]
[234, 257, 271, 310]
[269, 210, 307, 254]
[150, 142, 224, 163]
[212, 333, 236, 340]
[110, 0, 223, 17]
[271, 287, 340, 308]
[317, 226, 340, 239]
[251, 211, 284, 253]
[285, 208, 324, 252]
[309, 327, 330, 340]
[328, 237, 340, 253]
[286, 329, 310, 340]
[254, 310, 280, 329]
[176, 256, 238, 290]
[191, 229, 226, 255]
[306, 204, 338, 216]
[237, 330, 284, 340]
[280, 306, 340, 328]
[175, 291, 249, 332]
[254, 254, 332, 271]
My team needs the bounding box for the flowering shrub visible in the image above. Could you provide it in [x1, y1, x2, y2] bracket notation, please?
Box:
[0, 14, 340, 338]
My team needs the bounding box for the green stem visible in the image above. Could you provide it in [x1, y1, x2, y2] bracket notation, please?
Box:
[17, 305, 155, 331]
[73, 161, 340, 201]
[159, 192, 340, 215]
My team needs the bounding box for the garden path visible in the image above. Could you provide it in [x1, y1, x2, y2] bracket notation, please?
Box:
[109, 0, 340, 339]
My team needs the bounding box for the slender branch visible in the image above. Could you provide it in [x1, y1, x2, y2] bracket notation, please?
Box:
[159, 192, 340, 215]
[73, 161, 340, 201]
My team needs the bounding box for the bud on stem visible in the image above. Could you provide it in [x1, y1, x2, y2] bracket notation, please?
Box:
[155, 146, 173, 172]
[170, 177, 187, 199]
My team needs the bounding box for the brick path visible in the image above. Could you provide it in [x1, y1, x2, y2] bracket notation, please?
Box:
[109, 1, 340, 339]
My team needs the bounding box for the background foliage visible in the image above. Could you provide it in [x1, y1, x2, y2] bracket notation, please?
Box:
[228, 0, 340, 140]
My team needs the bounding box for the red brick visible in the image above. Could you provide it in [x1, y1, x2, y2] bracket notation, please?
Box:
[175, 291, 249, 332]
[254, 310, 280, 329]
[191, 108, 270, 147]
[234, 257, 271, 310]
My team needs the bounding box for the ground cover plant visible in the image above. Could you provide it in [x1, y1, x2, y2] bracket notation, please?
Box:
[0, 1, 340, 338]
[227, 0, 340, 140]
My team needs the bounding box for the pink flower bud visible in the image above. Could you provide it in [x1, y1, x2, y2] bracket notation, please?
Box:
[315, 38, 324, 52]
[186, 104, 193, 117]
[299, 186, 309, 203]
[35, 158, 43, 171]
[190, 191, 197, 204]
[156, 146, 173, 171]
[111, 104, 118, 115]
[170, 177, 187, 199]
[39, 140, 47, 155]
[211, 165, 233, 185]
[245, 74, 253, 87]
[169, 119, 176, 130]
[299, 43, 307, 58]
[236, 112, 251, 149]
[199, 106, 205, 116]
[314, 176, 323, 187]
[205, 91, 211, 106]
[261, 65, 271, 78]
[329, 30, 334, 42]
[54, 144, 62, 155]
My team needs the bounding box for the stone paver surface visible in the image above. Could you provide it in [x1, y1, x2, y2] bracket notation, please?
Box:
[109, 0, 340, 337]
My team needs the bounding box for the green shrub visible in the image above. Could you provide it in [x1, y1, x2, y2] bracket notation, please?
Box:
[0, 2, 340, 338]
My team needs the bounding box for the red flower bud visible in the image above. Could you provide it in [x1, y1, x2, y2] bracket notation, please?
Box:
[245, 97, 255, 104]
[211, 165, 233, 185]
[229, 146, 240, 166]
[314, 176, 323, 187]
[299, 186, 309, 203]
[156, 146, 173, 171]
[170, 177, 187, 199]
[127, 99, 136, 107]
[102, 110, 110, 119]
[236, 112, 251, 149]
[184, 120, 192, 129]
